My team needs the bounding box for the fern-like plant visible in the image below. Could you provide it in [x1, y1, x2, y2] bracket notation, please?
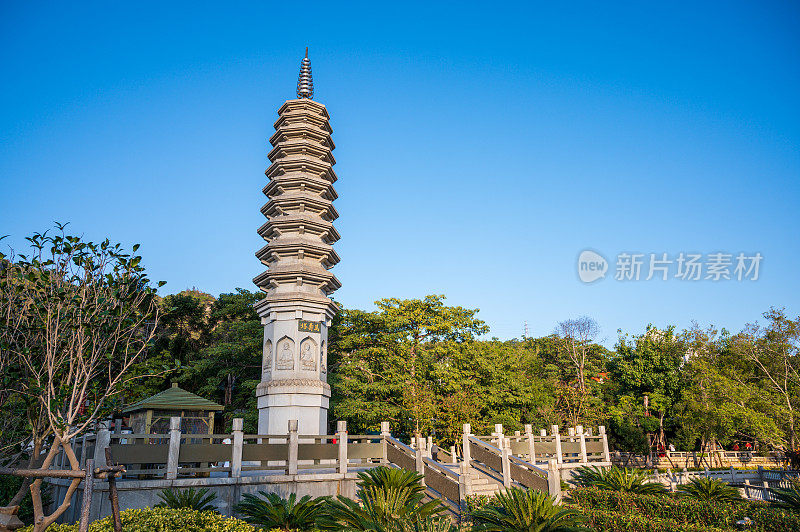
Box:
[155, 487, 217, 512]
[357, 466, 427, 491]
[318, 467, 446, 531]
[470, 487, 588, 532]
[571, 465, 667, 495]
[235, 492, 325, 531]
[677, 476, 743, 502]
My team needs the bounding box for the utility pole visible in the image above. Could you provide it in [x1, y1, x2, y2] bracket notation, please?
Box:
[523, 321, 529, 339]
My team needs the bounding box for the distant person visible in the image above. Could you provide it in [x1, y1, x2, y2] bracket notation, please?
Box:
[430, 443, 440, 461]
[745, 442, 753, 451]
[668, 443, 675, 453]
[733, 443, 740, 451]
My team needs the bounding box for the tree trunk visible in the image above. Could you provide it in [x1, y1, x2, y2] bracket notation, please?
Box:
[224, 374, 235, 406]
[30, 434, 83, 532]
[8, 438, 42, 507]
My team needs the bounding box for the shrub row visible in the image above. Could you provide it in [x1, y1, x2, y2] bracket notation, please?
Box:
[569, 487, 800, 531]
[582, 508, 729, 532]
[569, 487, 743, 526]
[18, 507, 255, 532]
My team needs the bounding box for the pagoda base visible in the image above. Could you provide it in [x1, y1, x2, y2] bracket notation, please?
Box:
[256, 380, 330, 435]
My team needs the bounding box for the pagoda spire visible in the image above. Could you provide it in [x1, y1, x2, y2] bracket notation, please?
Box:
[296, 47, 314, 99]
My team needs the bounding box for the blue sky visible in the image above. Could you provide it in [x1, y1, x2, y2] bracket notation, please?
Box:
[1, 1, 798, 344]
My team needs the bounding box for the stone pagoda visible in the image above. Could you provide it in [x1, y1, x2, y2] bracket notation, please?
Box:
[254, 49, 341, 435]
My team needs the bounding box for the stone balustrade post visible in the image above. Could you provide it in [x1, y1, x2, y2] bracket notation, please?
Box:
[426, 436, 433, 458]
[231, 418, 244, 478]
[166, 417, 181, 480]
[462, 424, 472, 466]
[337, 421, 348, 474]
[79, 434, 89, 469]
[459, 461, 473, 499]
[501, 437, 511, 488]
[598, 426, 611, 462]
[568, 427, 576, 437]
[493, 424, 503, 447]
[450, 446, 457, 464]
[552, 425, 563, 465]
[525, 424, 535, 463]
[729, 465, 736, 483]
[547, 458, 562, 503]
[577, 425, 588, 463]
[93, 423, 111, 470]
[380, 422, 390, 464]
[540, 429, 547, 437]
[287, 420, 299, 475]
[415, 436, 425, 484]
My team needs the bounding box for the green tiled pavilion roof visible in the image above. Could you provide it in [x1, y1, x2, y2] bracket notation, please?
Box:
[123, 383, 223, 413]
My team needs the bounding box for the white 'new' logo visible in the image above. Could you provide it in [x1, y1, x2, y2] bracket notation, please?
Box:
[578, 250, 608, 283]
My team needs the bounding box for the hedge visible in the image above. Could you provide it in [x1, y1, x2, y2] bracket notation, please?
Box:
[569, 487, 800, 531]
[18, 507, 255, 532]
[583, 508, 729, 532]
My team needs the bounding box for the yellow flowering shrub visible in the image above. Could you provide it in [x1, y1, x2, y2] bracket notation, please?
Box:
[19, 507, 255, 531]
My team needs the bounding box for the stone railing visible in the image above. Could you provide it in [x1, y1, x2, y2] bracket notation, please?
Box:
[384, 435, 465, 513]
[613, 450, 787, 470]
[467, 423, 611, 468]
[56, 418, 384, 481]
[466, 433, 554, 495]
[646, 466, 800, 501]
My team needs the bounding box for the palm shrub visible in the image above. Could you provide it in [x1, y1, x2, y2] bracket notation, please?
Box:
[155, 486, 217, 512]
[571, 465, 667, 495]
[358, 466, 427, 491]
[677, 476, 743, 502]
[470, 487, 588, 532]
[235, 491, 325, 531]
[318, 467, 448, 531]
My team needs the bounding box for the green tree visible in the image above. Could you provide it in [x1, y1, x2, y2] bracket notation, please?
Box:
[0, 225, 162, 530]
[731, 308, 800, 448]
[179, 289, 262, 431]
[330, 296, 488, 438]
[609, 326, 685, 453]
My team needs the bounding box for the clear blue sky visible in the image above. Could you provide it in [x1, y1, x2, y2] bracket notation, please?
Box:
[2, 1, 799, 344]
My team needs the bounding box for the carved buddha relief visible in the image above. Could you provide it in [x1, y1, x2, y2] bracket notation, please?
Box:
[262, 339, 273, 376]
[299, 337, 317, 371]
[276, 337, 295, 370]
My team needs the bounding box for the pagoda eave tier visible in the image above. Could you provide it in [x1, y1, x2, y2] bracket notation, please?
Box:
[276, 98, 330, 118]
[260, 196, 338, 222]
[258, 216, 341, 244]
[253, 268, 341, 294]
[255, 240, 341, 269]
[268, 140, 336, 165]
[266, 157, 337, 183]
[262, 175, 338, 201]
[254, 291, 338, 317]
[273, 111, 331, 135]
[270, 126, 334, 151]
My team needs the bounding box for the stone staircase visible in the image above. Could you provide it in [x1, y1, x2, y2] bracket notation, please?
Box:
[468, 468, 504, 497]
[437, 461, 504, 498]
